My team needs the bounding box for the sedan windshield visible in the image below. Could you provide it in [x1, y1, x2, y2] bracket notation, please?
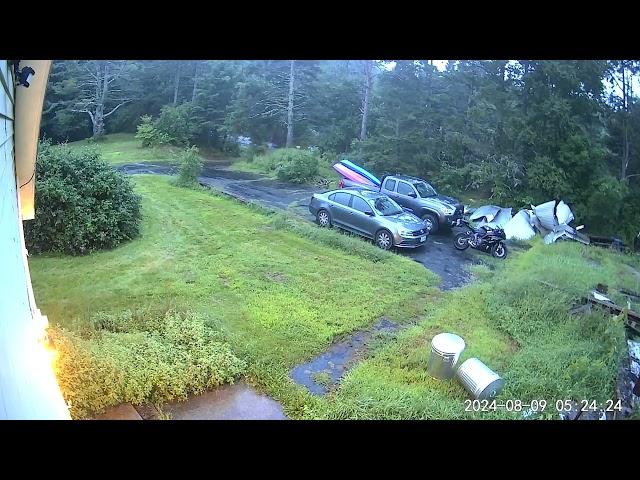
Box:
[370, 196, 403, 216]
[413, 181, 437, 197]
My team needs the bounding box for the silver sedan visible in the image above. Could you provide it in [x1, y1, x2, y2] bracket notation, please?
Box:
[308, 188, 430, 250]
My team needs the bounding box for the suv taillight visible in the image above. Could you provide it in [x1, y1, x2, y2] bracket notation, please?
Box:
[338, 179, 344, 188]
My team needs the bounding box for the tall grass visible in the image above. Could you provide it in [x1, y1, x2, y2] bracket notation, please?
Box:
[50, 309, 246, 419]
[302, 239, 633, 419]
[268, 212, 396, 263]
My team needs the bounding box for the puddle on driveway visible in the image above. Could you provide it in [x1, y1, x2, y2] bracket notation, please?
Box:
[161, 382, 287, 420]
[290, 318, 400, 395]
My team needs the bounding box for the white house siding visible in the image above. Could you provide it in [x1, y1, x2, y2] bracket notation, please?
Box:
[0, 60, 69, 419]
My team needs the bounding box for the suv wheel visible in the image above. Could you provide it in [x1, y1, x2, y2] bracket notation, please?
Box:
[422, 213, 439, 234]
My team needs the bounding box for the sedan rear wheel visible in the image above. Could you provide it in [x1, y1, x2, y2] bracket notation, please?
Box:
[317, 209, 331, 228]
[375, 229, 394, 250]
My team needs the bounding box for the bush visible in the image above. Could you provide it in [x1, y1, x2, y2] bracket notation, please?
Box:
[241, 144, 267, 162]
[24, 141, 141, 255]
[135, 115, 171, 147]
[222, 139, 241, 157]
[175, 146, 203, 187]
[276, 150, 319, 183]
[252, 148, 318, 183]
[154, 103, 203, 147]
[49, 309, 246, 419]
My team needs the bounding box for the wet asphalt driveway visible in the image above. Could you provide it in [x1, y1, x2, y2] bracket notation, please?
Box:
[117, 161, 477, 290]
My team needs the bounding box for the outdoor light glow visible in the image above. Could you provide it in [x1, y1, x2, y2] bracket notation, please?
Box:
[22, 313, 71, 419]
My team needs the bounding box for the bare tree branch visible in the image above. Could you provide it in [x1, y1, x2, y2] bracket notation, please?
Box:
[104, 100, 132, 118]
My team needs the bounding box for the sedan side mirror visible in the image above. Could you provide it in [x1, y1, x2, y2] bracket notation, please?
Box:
[364, 211, 375, 216]
[408, 192, 417, 198]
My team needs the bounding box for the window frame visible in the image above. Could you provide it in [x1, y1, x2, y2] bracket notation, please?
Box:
[351, 195, 374, 215]
[383, 178, 397, 192]
[397, 181, 417, 197]
[332, 192, 353, 207]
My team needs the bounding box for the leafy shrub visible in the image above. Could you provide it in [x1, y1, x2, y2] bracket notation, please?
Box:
[276, 151, 319, 183]
[24, 141, 141, 255]
[241, 144, 267, 162]
[222, 139, 241, 156]
[154, 102, 203, 147]
[50, 309, 246, 419]
[578, 175, 628, 235]
[257, 148, 319, 183]
[175, 145, 203, 187]
[135, 115, 172, 147]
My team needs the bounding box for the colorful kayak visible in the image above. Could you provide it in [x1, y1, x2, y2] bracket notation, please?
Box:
[339, 159, 381, 186]
[332, 163, 375, 186]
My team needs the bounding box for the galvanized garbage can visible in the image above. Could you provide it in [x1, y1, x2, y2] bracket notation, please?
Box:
[456, 357, 504, 399]
[427, 333, 466, 380]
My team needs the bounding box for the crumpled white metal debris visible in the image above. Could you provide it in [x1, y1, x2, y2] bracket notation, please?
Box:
[628, 339, 640, 407]
[592, 291, 612, 302]
[543, 224, 590, 245]
[533, 200, 558, 230]
[469, 205, 502, 223]
[476, 207, 513, 230]
[556, 200, 574, 225]
[503, 210, 536, 240]
[470, 199, 586, 244]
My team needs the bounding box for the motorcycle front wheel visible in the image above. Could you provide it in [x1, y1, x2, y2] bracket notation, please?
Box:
[491, 242, 508, 259]
[454, 233, 470, 250]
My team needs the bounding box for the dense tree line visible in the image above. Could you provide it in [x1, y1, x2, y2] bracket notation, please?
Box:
[41, 59, 640, 241]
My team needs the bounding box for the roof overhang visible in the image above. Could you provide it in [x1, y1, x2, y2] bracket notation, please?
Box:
[14, 60, 51, 220]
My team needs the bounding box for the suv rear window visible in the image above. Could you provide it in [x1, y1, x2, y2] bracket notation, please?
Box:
[383, 178, 396, 191]
[332, 192, 352, 207]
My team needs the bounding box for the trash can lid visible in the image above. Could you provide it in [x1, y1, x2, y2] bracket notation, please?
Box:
[432, 333, 466, 355]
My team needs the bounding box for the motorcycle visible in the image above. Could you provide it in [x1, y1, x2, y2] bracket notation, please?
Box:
[453, 219, 508, 259]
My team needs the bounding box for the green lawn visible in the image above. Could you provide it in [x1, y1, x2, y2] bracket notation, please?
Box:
[67, 133, 182, 165]
[30, 175, 639, 419]
[305, 241, 638, 419]
[30, 175, 438, 417]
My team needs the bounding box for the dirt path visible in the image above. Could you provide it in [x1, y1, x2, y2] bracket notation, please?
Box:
[116, 161, 478, 290]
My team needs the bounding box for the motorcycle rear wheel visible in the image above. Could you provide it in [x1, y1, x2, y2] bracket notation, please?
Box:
[454, 233, 470, 250]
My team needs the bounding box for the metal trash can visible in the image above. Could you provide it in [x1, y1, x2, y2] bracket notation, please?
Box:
[456, 358, 504, 399]
[427, 333, 466, 380]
